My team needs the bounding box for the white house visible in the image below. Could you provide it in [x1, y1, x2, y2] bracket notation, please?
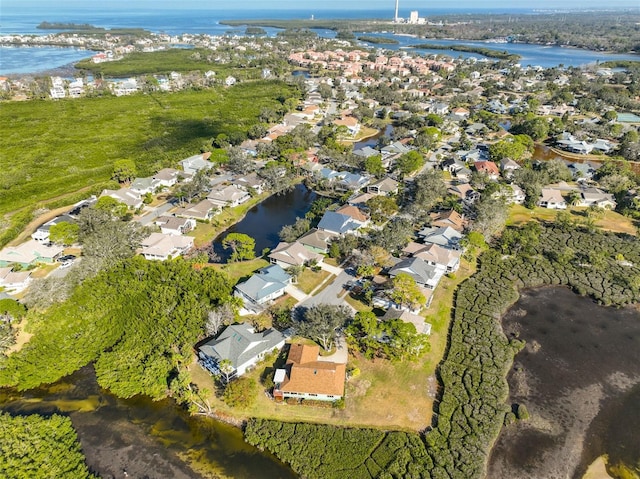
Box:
[140, 233, 193, 261]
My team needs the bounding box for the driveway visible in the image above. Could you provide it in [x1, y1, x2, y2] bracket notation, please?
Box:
[137, 201, 175, 226]
[317, 334, 348, 364]
[299, 270, 354, 309]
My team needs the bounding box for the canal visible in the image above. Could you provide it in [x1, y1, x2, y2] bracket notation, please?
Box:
[212, 183, 318, 260]
[488, 286, 640, 479]
[0, 366, 296, 479]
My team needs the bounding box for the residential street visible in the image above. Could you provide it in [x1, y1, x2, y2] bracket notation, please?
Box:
[136, 200, 175, 226]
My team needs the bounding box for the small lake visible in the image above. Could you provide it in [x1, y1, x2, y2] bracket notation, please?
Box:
[488, 287, 640, 479]
[354, 124, 394, 150]
[0, 365, 296, 479]
[213, 183, 317, 260]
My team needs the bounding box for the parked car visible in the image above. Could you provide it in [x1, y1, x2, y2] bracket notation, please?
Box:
[57, 254, 76, 263]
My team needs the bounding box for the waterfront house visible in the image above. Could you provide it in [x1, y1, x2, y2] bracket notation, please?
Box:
[273, 344, 346, 402]
[207, 184, 251, 209]
[174, 199, 219, 221]
[198, 323, 286, 380]
[317, 211, 364, 236]
[269, 242, 323, 269]
[297, 228, 338, 254]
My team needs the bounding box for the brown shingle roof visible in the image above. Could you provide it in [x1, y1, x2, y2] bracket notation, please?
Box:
[279, 344, 346, 397]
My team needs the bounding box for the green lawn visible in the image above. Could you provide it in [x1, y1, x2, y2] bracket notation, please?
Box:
[296, 269, 330, 294]
[206, 258, 269, 285]
[0, 81, 295, 218]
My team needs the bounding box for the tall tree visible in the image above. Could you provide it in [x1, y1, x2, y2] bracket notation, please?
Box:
[295, 304, 352, 351]
[48, 221, 79, 246]
[111, 159, 137, 184]
[389, 273, 426, 310]
[222, 233, 256, 262]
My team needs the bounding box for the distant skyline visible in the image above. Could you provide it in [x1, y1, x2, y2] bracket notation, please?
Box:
[5, 0, 640, 10]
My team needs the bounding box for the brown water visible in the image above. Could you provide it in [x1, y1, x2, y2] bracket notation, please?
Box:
[0, 366, 296, 479]
[488, 287, 640, 479]
[533, 144, 640, 175]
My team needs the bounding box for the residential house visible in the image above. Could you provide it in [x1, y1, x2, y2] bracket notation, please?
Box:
[297, 228, 338, 254]
[579, 187, 616, 208]
[382, 308, 432, 335]
[430, 210, 465, 232]
[153, 168, 181, 188]
[538, 188, 567, 209]
[367, 177, 399, 196]
[236, 172, 266, 195]
[495, 183, 526, 204]
[418, 226, 463, 250]
[180, 152, 213, 175]
[175, 199, 219, 221]
[336, 172, 370, 192]
[473, 161, 500, 180]
[335, 205, 369, 226]
[0, 267, 32, 293]
[388, 257, 444, 290]
[140, 232, 194, 261]
[198, 323, 286, 379]
[269, 242, 323, 269]
[207, 185, 251, 209]
[154, 216, 196, 236]
[499, 158, 521, 177]
[273, 344, 346, 402]
[31, 214, 76, 244]
[100, 188, 143, 209]
[0, 240, 64, 268]
[353, 146, 380, 159]
[567, 162, 597, 181]
[131, 177, 161, 195]
[333, 116, 361, 136]
[347, 192, 376, 208]
[447, 183, 480, 203]
[234, 264, 292, 310]
[317, 211, 364, 236]
[404, 242, 461, 273]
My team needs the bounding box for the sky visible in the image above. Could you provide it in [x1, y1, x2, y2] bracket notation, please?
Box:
[4, 0, 640, 10]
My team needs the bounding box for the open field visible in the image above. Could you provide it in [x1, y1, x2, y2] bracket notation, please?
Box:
[0, 81, 295, 220]
[507, 205, 637, 235]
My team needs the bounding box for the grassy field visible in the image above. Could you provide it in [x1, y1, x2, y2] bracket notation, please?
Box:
[508, 205, 637, 235]
[0, 81, 295, 219]
[205, 258, 269, 285]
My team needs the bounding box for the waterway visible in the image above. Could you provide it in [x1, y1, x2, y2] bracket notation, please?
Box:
[488, 287, 640, 479]
[0, 365, 296, 479]
[212, 183, 317, 260]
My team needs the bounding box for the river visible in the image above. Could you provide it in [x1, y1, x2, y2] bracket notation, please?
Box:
[488, 286, 640, 479]
[212, 183, 317, 260]
[0, 365, 295, 479]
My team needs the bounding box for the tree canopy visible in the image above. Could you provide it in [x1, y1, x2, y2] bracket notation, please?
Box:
[222, 233, 256, 262]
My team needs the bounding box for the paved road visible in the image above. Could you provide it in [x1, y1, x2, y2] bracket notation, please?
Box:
[317, 335, 348, 364]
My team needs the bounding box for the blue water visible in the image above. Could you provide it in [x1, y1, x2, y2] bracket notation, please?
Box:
[0, 6, 638, 74]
